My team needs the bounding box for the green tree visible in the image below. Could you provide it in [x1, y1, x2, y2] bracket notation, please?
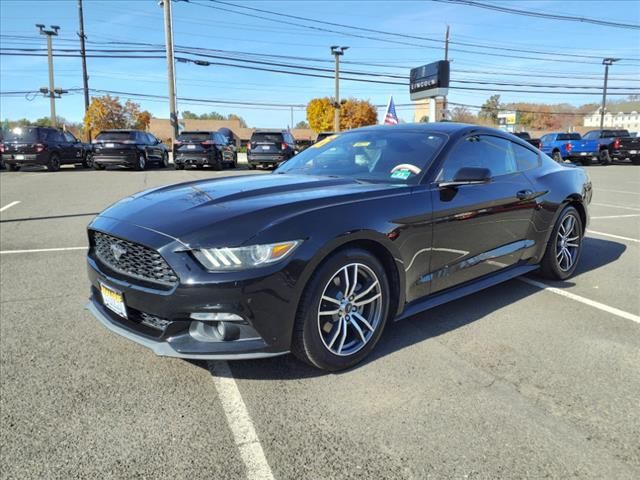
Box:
[294, 120, 309, 128]
[226, 113, 247, 127]
[478, 95, 502, 124]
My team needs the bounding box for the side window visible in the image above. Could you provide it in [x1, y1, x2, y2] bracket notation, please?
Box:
[439, 135, 517, 181]
[511, 142, 540, 171]
[139, 132, 151, 144]
[51, 130, 65, 143]
[540, 135, 549, 144]
[215, 133, 224, 144]
[63, 131, 76, 142]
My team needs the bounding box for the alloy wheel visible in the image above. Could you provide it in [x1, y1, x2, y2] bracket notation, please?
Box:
[317, 263, 383, 356]
[555, 213, 580, 272]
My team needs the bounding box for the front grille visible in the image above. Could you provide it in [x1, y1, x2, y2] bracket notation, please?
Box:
[92, 231, 178, 286]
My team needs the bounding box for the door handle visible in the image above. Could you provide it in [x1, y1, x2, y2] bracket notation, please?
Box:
[516, 189, 534, 200]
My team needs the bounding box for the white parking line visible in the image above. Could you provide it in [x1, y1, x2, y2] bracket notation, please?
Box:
[0, 201, 20, 213]
[587, 230, 640, 243]
[211, 361, 274, 480]
[592, 203, 640, 212]
[519, 277, 640, 325]
[591, 214, 640, 219]
[0, 246, 87, 254]
[597, 188, 640, 195]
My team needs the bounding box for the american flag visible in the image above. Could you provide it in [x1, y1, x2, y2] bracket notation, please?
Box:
[384, 96, 399, 125]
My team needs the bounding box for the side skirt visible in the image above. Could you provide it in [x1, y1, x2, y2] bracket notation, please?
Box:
[395, 264, 539, 321]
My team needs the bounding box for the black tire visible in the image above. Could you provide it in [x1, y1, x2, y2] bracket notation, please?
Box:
[632, 156, 640, 166]
[213, 154, 223, 171]
[196, 164, 204, 170]
[291, 248, 391, 371]
[248, 163, 257, 170]
[47, 154, 60, 172]
[134, 153, 146, 171]
[174, 162, 184, 170]
[160, 152, 169, 168]
[231, 153, 238, 169]
[82, 153, 93, 169]
[599, 149, 611, 165]
[9, 164, 20, 172]
[93, 161, 106, 170]
[552, 150, 563, 163]
[580, 157, 592, 167]
[538, 205, 583, 281]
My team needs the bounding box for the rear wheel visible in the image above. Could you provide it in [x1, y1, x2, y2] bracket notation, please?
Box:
[93, 161, 105, 170]
[160, 152, 169, 168]
[9, 164, 20, 172]
[632, 156, 640, 166]
[599, 149, 611, 165]
[47, 154, 60, 172]
[248, 163, 257, 170]
[539, 205, 583, 281]
[213, 153, 223, 171]
[291, 248, 391, 371]
[174, 162, 184, 170]
[134, 153, 146, 171]
[552, 150, 563, 163]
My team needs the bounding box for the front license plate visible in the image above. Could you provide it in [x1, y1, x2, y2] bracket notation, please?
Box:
[100, 282, 127, 319]
[105, 143, 115, 148]
[15, 154, 25, 160]
[630, 150, 637, 154]
[187, 144, 196, 149]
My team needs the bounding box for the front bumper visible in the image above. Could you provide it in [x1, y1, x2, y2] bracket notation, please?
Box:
[85, 218, 307, 359]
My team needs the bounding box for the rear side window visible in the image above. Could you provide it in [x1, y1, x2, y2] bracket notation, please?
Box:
[252, 132, 283, 143]
[5, 127, 40, 142]
[178, 132, 211, 142]
[511, 142, 540, 171]
[557, 133, 581, 141]
[96, 131, 134, 142]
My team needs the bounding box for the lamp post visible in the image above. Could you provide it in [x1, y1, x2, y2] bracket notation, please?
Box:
[36, 24, 60, 127]
[600, 58, 620, 129]
[331, 46, 349, 132]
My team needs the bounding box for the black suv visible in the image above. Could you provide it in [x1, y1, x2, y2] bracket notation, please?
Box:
[174, 131, 237, 170]
[1, 126, 91, 171]
[93, 130, 169, 171]
[247, 130, 296, 169]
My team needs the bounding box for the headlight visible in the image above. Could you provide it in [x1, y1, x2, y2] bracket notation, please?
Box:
[193, 240, 302, 271]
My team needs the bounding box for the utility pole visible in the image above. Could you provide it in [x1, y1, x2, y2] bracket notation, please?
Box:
[600, 58, 619, 129]
[290, 106, 294, 129]
[331, 46, 348, 132]
[161, 0, 178, 140]
[77, 1, 90, 124]
[442, 25, 450, 121]
[36, 24, 59, 127]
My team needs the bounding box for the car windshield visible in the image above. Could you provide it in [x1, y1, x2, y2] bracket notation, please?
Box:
[96, 131, 134, 141]
[178, 132, 211, 142]
[557, 133, 581, 140]
[252, 133, 283, 143]
[5, 127, 39, 142]
[275, 129, 447, 184]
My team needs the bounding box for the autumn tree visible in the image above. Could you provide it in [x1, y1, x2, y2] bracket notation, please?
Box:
[449, 106, 476, 124]
[478, 95, 502, 124]
[306, 97, 378, 132]
[83, 95, 151, 138]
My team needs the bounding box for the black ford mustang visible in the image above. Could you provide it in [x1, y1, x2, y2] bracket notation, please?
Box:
[86, 123, 591, 371]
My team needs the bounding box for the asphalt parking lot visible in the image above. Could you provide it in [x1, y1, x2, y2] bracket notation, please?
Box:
[1, 160, 639, 479]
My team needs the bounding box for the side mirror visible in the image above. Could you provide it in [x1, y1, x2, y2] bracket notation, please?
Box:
[439, 167, 491, 188]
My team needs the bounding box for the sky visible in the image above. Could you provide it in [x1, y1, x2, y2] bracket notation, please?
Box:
[1, 0, 639, 127]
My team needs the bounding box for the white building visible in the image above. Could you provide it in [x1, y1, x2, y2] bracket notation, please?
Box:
[584, 106, 640, 131]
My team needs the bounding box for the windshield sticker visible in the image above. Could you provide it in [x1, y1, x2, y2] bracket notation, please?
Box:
[390, 169, 412, 180]
[311, 135, 337, 148]
[391, 164, 422, 175]
[352, 141, 371, 147]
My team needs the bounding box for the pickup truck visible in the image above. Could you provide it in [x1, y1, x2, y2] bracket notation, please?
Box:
[513, 132, 542, 149]
[539, 132, 599, 165]
[582, 129, 640, 165]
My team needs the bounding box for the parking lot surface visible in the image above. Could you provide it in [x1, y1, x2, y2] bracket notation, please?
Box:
[1, 162, 639, 479]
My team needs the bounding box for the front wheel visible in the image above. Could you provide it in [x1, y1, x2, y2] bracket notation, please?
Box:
[82, 153, 93, 168]
[291, 248, 391, 371]
[538, 206, 583, 280]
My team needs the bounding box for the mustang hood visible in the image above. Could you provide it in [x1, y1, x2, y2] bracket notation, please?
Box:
[97, 174, 406, 247]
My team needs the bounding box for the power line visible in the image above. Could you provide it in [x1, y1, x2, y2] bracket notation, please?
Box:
[433, 0, 640, 30]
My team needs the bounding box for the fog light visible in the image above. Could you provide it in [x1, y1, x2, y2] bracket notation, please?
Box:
[190, 312, 244, 322]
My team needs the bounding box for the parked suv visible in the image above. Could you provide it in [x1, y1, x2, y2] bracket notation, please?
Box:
[247, 130, 296, 169]
[92, 130, 169, 171]
[174, 131, 237, 170]
[1, 126, 91, 171]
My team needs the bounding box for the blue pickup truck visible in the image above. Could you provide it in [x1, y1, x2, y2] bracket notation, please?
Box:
[582, 129, 640, 165]
[539, 132, 599, 165]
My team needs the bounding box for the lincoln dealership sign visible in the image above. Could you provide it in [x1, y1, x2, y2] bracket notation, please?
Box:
[409, 60, 450, 100]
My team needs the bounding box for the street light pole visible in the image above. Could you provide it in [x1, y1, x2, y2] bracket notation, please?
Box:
[600, 58, 620, 130]
[36, 24, 60, 127]
[161, 0, 178, 141]
[331, 46, 348, 132]
[77, 0, 90, 122]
